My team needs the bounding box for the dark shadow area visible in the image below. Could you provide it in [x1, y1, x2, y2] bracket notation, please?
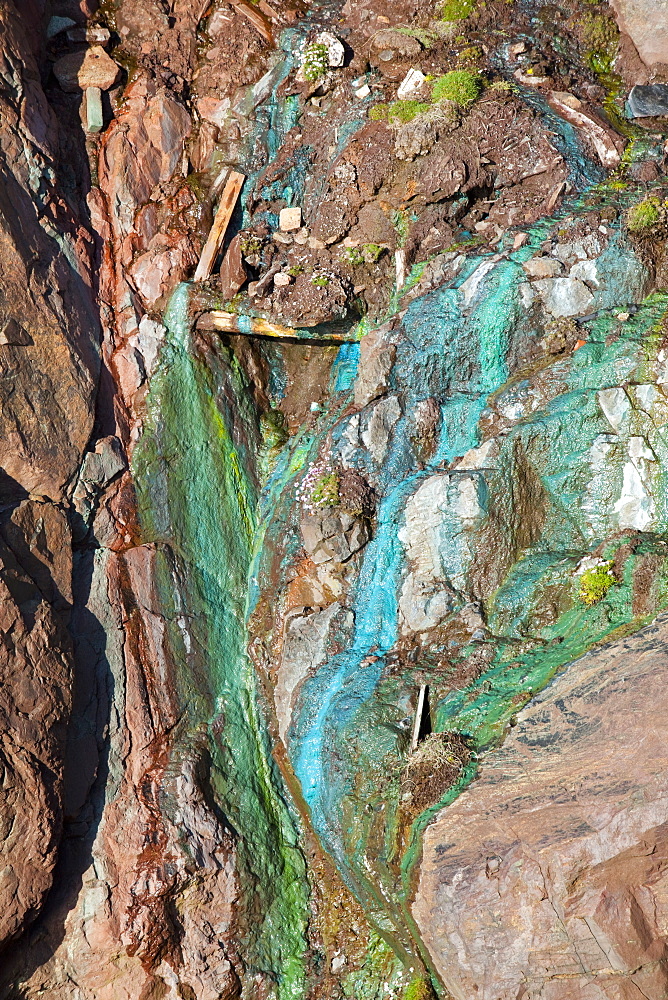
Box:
[418, 686, 433, 745]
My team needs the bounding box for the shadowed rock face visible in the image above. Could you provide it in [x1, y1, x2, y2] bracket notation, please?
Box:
[414, 615, 668, 1000]
[0, 502, 73, 945]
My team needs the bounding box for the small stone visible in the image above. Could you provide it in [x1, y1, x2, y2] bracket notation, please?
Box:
[53, 46, 121, 93]
[84, 87, 103, 134]
[196, 97, 231, 128]
[522, 257, 562, 278]
[397, 68, 426, 100]
[307, 236, 326, 250]
[47, 16, 76, 39]
[67, 25, 111, 45]
[314, 31, 345, 68]
[356, 84, 371, 99]
[533, 276, 595, 318]
[628, 84, 668, 118]
[513, 232, 529, 249]
[569, 258, 599, 287]
[219, 234, 247, 300]
[86, 25, 111, 45]
[273, 272, 292, 287]
[509, 41, 526, 57]
[617, 311, 630, 321]
[293, 228, 309, 245]
[629, 159, 660, 183]
[279, 207, 302, 232]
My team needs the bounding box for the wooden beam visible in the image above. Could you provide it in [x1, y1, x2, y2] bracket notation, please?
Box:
[193, 171, 245, 283]
[197, 310, 356, 343]
[230, 0, 273, 43]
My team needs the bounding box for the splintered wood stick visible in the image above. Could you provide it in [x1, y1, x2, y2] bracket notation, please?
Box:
[197, 311, 356, 343]
[230, 0, 273, 43]
[193, 171, 245, 283]
[257, 0, 280, 20]
[411, 684, 427, 753]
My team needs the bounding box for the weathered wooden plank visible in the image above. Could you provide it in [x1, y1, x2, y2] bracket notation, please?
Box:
[193, 171, 245, 283]
[230, 0, 272, 43]
[197, 310, 356, 343]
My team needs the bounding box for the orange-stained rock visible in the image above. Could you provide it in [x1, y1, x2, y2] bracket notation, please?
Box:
[414, 613, 668, 1000]
[0, 502, 73, 945]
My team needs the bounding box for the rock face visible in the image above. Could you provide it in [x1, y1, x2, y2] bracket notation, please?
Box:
[6, 0, 668, 998]
[0, 502, 73, 945]
[414, 613, 668, 1000]
[610, 0, 668, 67]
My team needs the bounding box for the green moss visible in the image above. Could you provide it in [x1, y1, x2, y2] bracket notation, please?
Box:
[402, 976, 436, 1000]
[439, 0, 476, 20]
[627, 197, 663, 234]
[369, 103, 389, 121]
[341, 244, 386, 265]
[458, 44, 484, 67]
[388, 100, 432, 124]
[432, 70, 482, 106]
[580, 11, 619, 59]
[288, 264, 304, 276]
[311, 275, 330, 287]
[579, 561, 616, 606]
[302, 41, 328, 82]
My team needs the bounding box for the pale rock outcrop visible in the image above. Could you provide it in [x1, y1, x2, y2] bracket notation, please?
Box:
[414, 613, 668, 1000]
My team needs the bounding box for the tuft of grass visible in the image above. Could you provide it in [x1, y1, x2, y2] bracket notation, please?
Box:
[439, 0, 476, 20]
[627, 197, 663, 235]
[432, 70, 482, 106]
[311, 274, 330, 288]
[579, 561, 616, 606]
[388, 100, 432, 123]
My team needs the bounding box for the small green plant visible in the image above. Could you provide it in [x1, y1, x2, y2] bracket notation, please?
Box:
[579, 561, 616, 606]
[296, 462, 340, 514]
[439, 0, 475, 20]
[458, 44, 483, 67]
[432, 70, 482, 106]
[369, 102, 389, 121]
[393, 209, 410, 248]
[287, 264, 304, 276]
[341, 246, 365, 265]
[340, 243, 385, 265]
[311, 472, 339, 506]
[311, 274, 330, 287]
[402, 976, 436, 1000]
[627, 197, 664, 234]
[302, 41, 328, 82]
[239, 233, 263, 257]
[388, 100, 432, 124]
